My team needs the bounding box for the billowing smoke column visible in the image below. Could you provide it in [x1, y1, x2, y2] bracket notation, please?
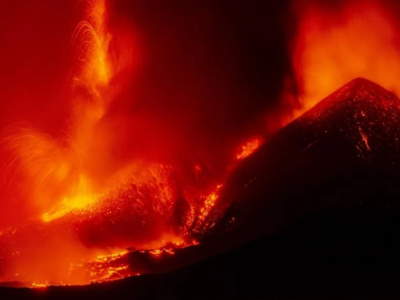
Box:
[288, 0, 400, 122]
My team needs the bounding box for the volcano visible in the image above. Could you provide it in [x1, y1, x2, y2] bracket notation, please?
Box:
[71, 77, 400, 291]
[3, 78, 400, 297]
[206, 78, 400, 232]
[202, 77, 400, 251]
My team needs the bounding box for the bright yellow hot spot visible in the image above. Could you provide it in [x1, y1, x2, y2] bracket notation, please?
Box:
[42, 174, 96, 223]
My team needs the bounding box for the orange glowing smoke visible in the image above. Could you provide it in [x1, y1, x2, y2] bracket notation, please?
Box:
[291, 0, 400, 121]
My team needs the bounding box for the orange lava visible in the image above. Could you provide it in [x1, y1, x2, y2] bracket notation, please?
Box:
[197, 184, 223, 227]
[236, 138, 262, 160]
[290, 0, 400, 123]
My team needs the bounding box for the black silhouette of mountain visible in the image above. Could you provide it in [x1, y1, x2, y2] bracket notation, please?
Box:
[206, 78, 400, 247]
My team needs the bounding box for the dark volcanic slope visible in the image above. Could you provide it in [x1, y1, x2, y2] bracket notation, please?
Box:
[206, 78, 400, 246]
[295, 77, 400, 161]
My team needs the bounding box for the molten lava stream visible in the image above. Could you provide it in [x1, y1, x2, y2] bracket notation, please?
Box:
[0, 138, 262, 287]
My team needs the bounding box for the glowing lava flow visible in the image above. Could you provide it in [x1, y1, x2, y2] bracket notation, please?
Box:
[236, 138, 262, 160]
[0, 0, 266, 287]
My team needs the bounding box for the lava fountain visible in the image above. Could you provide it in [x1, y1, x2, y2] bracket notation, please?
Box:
[0, 0, 262, 286]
